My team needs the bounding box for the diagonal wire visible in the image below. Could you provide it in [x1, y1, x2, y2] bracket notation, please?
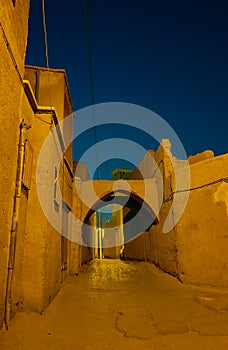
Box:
[83, 0, 95, 107]
[84, 0, 103, 243]
[41, 0, 53, 109]
[83, 0, 101, 180]
[41, 0, 49, 68]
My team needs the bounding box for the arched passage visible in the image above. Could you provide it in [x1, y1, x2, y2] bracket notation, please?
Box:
[79, 179, 159, 223]
[81, 189, 159, 258]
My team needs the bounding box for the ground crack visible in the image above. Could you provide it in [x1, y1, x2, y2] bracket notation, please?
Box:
[115, 311, 150, 341]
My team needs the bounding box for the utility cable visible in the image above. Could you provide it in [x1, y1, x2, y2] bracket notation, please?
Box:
[83, 0, 95, 107]
[41, 0, 49, 69]
[165, 176, 228, 202]
[41, 0, 53, 110]
[83, 0, 103, 250]
[83, 0, 101, 180]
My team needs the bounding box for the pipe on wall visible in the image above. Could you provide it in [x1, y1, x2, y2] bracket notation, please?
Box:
[4, 121, 31, 329]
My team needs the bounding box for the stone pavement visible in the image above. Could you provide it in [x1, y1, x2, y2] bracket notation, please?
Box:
[0, 259, 228, 349]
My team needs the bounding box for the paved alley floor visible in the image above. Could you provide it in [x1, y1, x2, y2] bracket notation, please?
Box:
[1, 259, 228, 349]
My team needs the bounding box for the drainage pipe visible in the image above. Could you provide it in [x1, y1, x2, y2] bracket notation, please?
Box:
[4, 121, 30, 329]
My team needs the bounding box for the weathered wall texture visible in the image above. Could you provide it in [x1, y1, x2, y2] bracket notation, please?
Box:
[69, 175, 82, 276]
[24, 66, 73, 170]
[0, 0, 31, 328]
[22, 111, 61, 312]
[0, 2, 83, 326]
[125, 140, 179, 276]
[72, 162, 96, 268]
[22, 67, 78, 312]
[176, 154, 228, 288]
[125, 142, 228, 289]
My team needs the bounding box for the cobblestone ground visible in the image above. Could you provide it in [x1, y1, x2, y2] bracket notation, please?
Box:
[1, 259, 228, 349]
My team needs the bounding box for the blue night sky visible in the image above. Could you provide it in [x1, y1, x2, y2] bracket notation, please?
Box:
[26, 0, 228, 179]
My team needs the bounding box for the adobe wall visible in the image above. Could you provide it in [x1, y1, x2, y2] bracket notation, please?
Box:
[0, 0, 30, 328]
[24, 66, 74, 169]
[22, 112, 61, 312]
[69, 177, 82, 275]
[125, 142, 228, 289]
[0, 1, 90, 328]
[0, 61, 79, 327]
[9, 97, 35, 319]
[125, 234, 146, 261]
[22, 67, 77, 312]
[71, 163, 95, 269]
[176, 154, 228, 288]
[81, 215, 94, 265]
[125, 140, 179, 276]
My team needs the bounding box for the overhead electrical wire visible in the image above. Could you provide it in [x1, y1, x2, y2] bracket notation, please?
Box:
[83, 0, 101, 180]
[41, 0, 100, 179]
[41, 0, 53, 109]
[165, 176, 228, 203]
[41, 0, 49, 69]
[83, 0, 95, 107]
[83, 0, 103, 248]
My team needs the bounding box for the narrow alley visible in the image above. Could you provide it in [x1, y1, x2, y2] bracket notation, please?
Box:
[0, 259, 228, 350]
[1, 2, 228, 349]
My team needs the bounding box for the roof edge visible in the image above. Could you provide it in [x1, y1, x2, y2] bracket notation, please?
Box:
[25, 64, 74, 111]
